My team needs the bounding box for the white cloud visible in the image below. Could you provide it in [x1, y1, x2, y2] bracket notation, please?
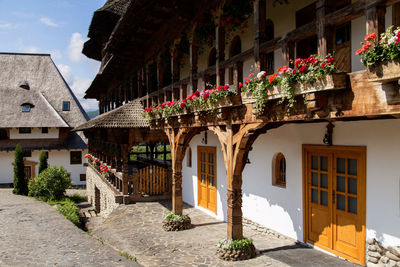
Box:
[50, 49, 62, 59]
[57, 64, 98, 111]
[68, 32, 87, 62]
[0, 23, 18, 30]
[26, 46, 39, 53]
[39, 17, 58, 27]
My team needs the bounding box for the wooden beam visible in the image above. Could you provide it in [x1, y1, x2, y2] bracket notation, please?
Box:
[365, 0, 386, 35]
[253, 0, 267, 73]
[215, 8, 225, 87]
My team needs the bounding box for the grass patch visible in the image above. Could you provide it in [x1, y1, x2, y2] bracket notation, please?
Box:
[164, 212, 189, 221]
[120, 251, 136, 262]
[69, 193, 87, 203]
[217, 237, 254, 250]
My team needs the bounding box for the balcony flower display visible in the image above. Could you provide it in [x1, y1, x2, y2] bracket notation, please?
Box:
[99, 163, 110, 178]
[84, 153, 93, 164]
[143, 84, 238, 119]
[356, 26, 400, 82]
[241, 55, 341, 113]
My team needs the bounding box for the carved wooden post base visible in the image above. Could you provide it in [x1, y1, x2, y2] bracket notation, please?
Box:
[227, 187, 243, 240]
[172, 171, 183, 215]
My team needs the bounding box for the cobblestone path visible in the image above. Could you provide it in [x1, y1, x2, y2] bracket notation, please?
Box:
[87, 201, 360, 267]
[0, 189, 138, 267]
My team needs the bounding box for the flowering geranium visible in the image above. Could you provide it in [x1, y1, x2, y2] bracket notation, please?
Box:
[143, 84, 237, 119]
[356, 26, 400, 66]
[84, 154, 93, 163]
[99, 163, 110, 177]
[242, 55, 337, 112]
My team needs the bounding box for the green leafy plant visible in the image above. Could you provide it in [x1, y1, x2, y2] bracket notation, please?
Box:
[356, 26, 400, 66]
[13, 144, 28, 195]
[217, 237, 254, 250]
[38, 150, 48, 174]
[120, 251, 137, 262]
[55, 198, 81, 227]
[28, 166, 72, 201]
[164, 212, 189, 222]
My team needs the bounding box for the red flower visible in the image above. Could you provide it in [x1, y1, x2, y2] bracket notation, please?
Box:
[362, 42, 371, 51]
[364, 33, 377, 41]
[226, 16, 231, 22]
[268, 73, 278, 83]
[326, 57, 335, 63]
[250, 73, 254, 77]
[224, 84, 229, 90]
[203, 93, 209, 100]
[234, 18, 240, 24]
[295, 58, 302, 67]
[194, 90, 200, 97]
[292, 69, 297, 74]
[239, 83, 243, 89]
[221, 20, 226, 27]
[180, 102, 186, 109]
[166, 101, 172, 106]
[161, 103, 166, 109]
[299, 65, 307, 73]
[182, 98, 187, 102]
[320, 62, 327, 68]
[218, 85, 223, 91]
[245, 80, 249, 85]
[244, 76, 250, 81]
[278, 65, 288, 74]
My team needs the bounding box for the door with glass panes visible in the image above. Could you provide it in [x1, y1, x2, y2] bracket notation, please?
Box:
[303, 145, 366, 265]
[197, 146, 217, 214]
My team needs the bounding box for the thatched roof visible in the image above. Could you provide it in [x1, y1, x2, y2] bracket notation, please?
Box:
[0, 132, 87, 151]
[0, 53, 89, 128]
[83, 0, 131, 60]
[74, 99, 149, 131]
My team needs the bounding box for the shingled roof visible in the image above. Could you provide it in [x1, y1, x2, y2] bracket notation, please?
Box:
[74, 99, 149, 131]
[83, 0, 131, 60]
[0, 53, 89, 128]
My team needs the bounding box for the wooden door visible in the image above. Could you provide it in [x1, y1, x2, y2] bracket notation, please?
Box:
[198, 146, 217, 214]
[303, 145, 365, 265]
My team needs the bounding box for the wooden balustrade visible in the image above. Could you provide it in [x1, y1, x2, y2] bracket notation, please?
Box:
[136, 165, 171, 196]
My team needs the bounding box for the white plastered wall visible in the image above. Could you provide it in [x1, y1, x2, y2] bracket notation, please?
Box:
[181, 119, 400, 248]
[10, 127, 59, 139]
[0, 149, 87, 185]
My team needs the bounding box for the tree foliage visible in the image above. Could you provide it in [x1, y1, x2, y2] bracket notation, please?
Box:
[13, 144, 28, 195]
[38, 150, 48, 174]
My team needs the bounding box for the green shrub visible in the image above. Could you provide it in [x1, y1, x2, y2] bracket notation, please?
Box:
[28, 166, 71, 201]
[164, 212, 189, 221]
[54, 198, 81, 227]
[120, 251, 136, 261]
[217, 237, 254, 250]
[69, 193, 87, 203]
[13, 144, 28, 195]
[38, 150, 48, 174]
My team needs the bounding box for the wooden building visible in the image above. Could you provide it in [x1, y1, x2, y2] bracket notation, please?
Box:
[78, 0, 400, 265]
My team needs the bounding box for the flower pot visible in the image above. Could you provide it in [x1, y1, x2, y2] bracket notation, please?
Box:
[366, 59, 400, 83]
[207, 94, 241, 109]
[241, 92, 256, 104]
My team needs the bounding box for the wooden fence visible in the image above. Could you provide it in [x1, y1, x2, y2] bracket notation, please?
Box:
[128, 165, 171, 198]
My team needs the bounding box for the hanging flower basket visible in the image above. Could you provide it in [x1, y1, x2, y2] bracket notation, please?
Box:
[366, 59, 400, 82]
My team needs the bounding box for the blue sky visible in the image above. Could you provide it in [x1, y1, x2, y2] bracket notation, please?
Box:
[0, 0, 106, 111]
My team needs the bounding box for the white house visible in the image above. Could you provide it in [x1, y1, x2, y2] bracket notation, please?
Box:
[0, 53, 89, 186]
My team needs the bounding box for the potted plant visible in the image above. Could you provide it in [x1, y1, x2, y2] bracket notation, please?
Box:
[356, 26, 400, 82]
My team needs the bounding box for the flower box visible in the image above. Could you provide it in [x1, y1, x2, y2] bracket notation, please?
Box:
[191, 94, 241, 112]
[241, 73, 346, 103]
[366, 59, 400, 83]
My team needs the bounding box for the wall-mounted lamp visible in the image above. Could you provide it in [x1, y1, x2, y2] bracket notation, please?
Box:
[246, 158, 251, 164]
[201, 131, 208, 144]
[323, 122, 334, 146]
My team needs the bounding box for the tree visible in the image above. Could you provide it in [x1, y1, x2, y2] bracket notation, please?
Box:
[13, 144, 27, 195]
[38, 150, 48, 174]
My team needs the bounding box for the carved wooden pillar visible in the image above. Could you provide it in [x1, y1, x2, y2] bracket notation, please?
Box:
[233, 62, 243, 92]
[253, 0, 267, 73]
[210, 122, 267, 240]
[179, 84, 187, 101]
[365, 1, 385, 35]
[166, 127, 200, 215]
[122, 144, 129, 196]
[145, 66, 150, 107]
[189, 29, 198, 93]
[281, 40, 295, 67]
[215, 15, 225, 86]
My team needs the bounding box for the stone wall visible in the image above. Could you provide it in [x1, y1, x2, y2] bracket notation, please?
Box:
[242, 217, 292, 242]
[86, 166, 120, 217]
[367, 238, 400, 267]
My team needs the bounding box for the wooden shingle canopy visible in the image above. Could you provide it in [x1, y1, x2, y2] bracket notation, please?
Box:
[82, 0, 131, 61]
[74, 99, 149, 131]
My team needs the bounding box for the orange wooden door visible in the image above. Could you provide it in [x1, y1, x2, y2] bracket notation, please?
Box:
[304, 146, 365, 265]
[198, 146, 217, 214]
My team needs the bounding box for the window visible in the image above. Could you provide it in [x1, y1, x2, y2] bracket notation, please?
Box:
[23, 150, 32, 158]
[22, 105, 31, 112]
[0, 129, 8, 140]
[41, 127, 48, 134]
[62, 101, 70, 111]
[186, 147, 192, 167]
[44, 151, 49, 159]
[80, 174, 86, 181]
[70, 151, 82, 165]
[272, 153, 286, 187]
[19, 127, 31, 134]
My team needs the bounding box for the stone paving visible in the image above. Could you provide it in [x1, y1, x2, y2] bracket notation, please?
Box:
[86, 200, 360, 267]
[0, 189, 138, 267]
